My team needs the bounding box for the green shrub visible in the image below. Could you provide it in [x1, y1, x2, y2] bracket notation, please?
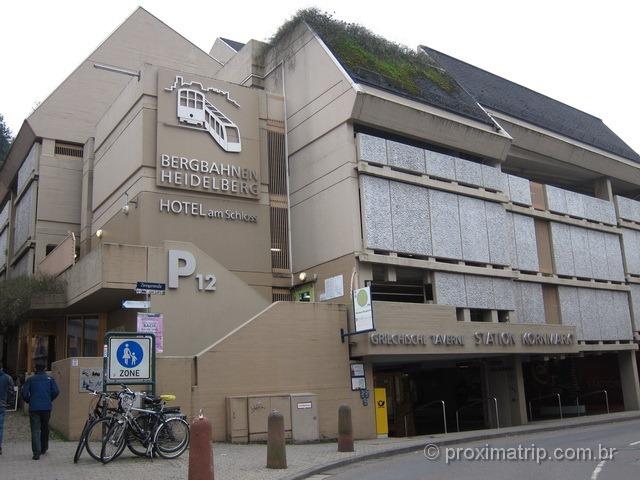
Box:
[0, 275, 65, 331]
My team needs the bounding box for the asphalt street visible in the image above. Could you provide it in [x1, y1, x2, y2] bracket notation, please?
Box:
[315, 419, 640, 480]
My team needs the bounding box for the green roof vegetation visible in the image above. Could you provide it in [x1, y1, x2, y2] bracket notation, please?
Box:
[270, 8, 457, 96]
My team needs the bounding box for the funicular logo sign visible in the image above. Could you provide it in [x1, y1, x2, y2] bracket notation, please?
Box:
[165, 76, 242, 153]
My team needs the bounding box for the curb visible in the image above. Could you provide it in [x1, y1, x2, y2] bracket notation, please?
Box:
[283, 412, 640, 480]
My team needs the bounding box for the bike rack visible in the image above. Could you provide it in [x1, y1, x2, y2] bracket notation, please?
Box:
[528, 393, 562, 421]
[405, 399, 447, 436]
[456, 397, 500, 432]
[575, 390, 609, 416]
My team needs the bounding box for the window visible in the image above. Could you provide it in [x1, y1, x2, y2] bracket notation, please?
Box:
[66, 315, 100, 357]
[226, 127, 239, 143]
[469, 309, 492, 322]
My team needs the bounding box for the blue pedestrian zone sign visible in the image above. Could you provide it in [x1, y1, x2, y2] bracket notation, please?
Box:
[117, 341, 144, 368]
[107, 336, 152, 381]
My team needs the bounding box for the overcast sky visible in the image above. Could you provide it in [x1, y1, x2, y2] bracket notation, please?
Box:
[2, 0, 639, 155]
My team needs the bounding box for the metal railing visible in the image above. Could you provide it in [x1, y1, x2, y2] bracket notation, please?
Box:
[488, 396, 500, 429]
[455, 398, 500, 432]
[575, 390, 609, 416]
[406, 399, 447, 436]
[528, 393, 563, 421]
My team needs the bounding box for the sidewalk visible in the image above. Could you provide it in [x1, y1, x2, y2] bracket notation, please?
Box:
[1, 410, 639, 480]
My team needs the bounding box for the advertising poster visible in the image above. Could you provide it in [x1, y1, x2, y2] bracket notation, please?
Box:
[136, 312, 164, 353]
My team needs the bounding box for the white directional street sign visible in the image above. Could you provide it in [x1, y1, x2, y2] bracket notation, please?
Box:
[135, 281, 166, 295]
[122, 300, 151, 309]
[108, 337, 152, 381]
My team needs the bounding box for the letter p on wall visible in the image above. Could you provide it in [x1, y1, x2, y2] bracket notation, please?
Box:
[168, 250, 196, 288]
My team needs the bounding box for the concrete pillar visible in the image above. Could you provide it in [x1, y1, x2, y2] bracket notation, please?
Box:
[266, 411, 287, 469]
[618, 351, 640, 411]
[188, 415, 214, 480]
[79, 137, 95, 256]
[510, 356, 528, 425]
[482, 357, 527, 428]
[593, 177, 613, 201]
[337, 405, 354, 452]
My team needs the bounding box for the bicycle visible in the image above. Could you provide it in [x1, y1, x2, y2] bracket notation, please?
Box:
[100, 385, 190, 464]
[73, 388, 118, 463]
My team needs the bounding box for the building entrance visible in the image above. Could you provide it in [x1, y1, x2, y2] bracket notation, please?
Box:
[373, 361, 486, 436]
[523, 353, 625, 421]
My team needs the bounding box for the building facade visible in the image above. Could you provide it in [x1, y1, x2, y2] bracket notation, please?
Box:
[2, 8, 640, 440]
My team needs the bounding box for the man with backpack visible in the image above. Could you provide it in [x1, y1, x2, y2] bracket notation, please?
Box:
[21, 363, 59, 460]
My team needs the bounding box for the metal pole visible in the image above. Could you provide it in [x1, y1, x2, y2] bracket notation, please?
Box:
[492, 397, 499, 429]
[604, 390, 609, 414]
[441, 400, 447, 434]
[456, 411, 460, 433]
[404, 415, 408, 437]
[576, 396, 580, 416]
[557, 394, 563, 420]
[528, 401, 532, 422]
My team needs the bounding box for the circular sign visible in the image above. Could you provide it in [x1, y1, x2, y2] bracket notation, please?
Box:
[116, 341, 144, 368]
[356, 289, 369, 307]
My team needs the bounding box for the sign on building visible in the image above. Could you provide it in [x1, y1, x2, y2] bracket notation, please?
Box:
[353, 286, 375, 333]
[350, 362, 366, 391]
[137, 313, 164, 353]
[135, 281, 166, 295]
[79, 368, 103, 393]
[103, 333, 156, 393]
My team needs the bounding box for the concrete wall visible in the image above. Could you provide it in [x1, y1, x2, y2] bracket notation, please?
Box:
[50, 356, 194, 440]
[194, 302, 376, 441]
[50, 357, 101, 440]
[289, 124, 361, 272]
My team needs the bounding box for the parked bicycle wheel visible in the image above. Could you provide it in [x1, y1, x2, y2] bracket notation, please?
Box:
[101, 420, 128, 464]
[73, 419, 91, 463]
[84, 417, 115, 462]
[126, 413, 154, 457]
[154, 417, 190, 459]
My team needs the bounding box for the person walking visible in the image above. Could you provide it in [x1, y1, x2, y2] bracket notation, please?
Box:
[21, 363, 59, 460]
[0, 363, 15, 455]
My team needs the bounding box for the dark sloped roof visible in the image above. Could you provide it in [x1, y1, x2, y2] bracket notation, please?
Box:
[421, 46, 640, 163]
[220, 37, 245, 52]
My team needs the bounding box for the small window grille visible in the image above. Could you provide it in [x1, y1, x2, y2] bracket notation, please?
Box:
[54, 142, 83, 158]
[272, 288, 293, 302]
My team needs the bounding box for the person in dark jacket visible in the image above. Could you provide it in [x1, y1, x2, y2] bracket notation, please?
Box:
[21, 363, 59, 460]
[0, 363, 15, 455]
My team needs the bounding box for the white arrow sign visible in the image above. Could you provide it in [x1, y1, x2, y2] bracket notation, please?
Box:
[122, 300, 151, 309]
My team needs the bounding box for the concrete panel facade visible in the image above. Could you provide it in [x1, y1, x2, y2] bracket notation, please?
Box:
[390, 181, 432, 255]
[512, 213, 539, 271]
[360, 175, 393, 251]
[616, 195, 640, 223]
[459, 196, 490, 262]
[430, 189, 463, 259]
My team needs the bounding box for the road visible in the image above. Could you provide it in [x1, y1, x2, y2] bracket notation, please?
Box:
[314, 419, 640, 480]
